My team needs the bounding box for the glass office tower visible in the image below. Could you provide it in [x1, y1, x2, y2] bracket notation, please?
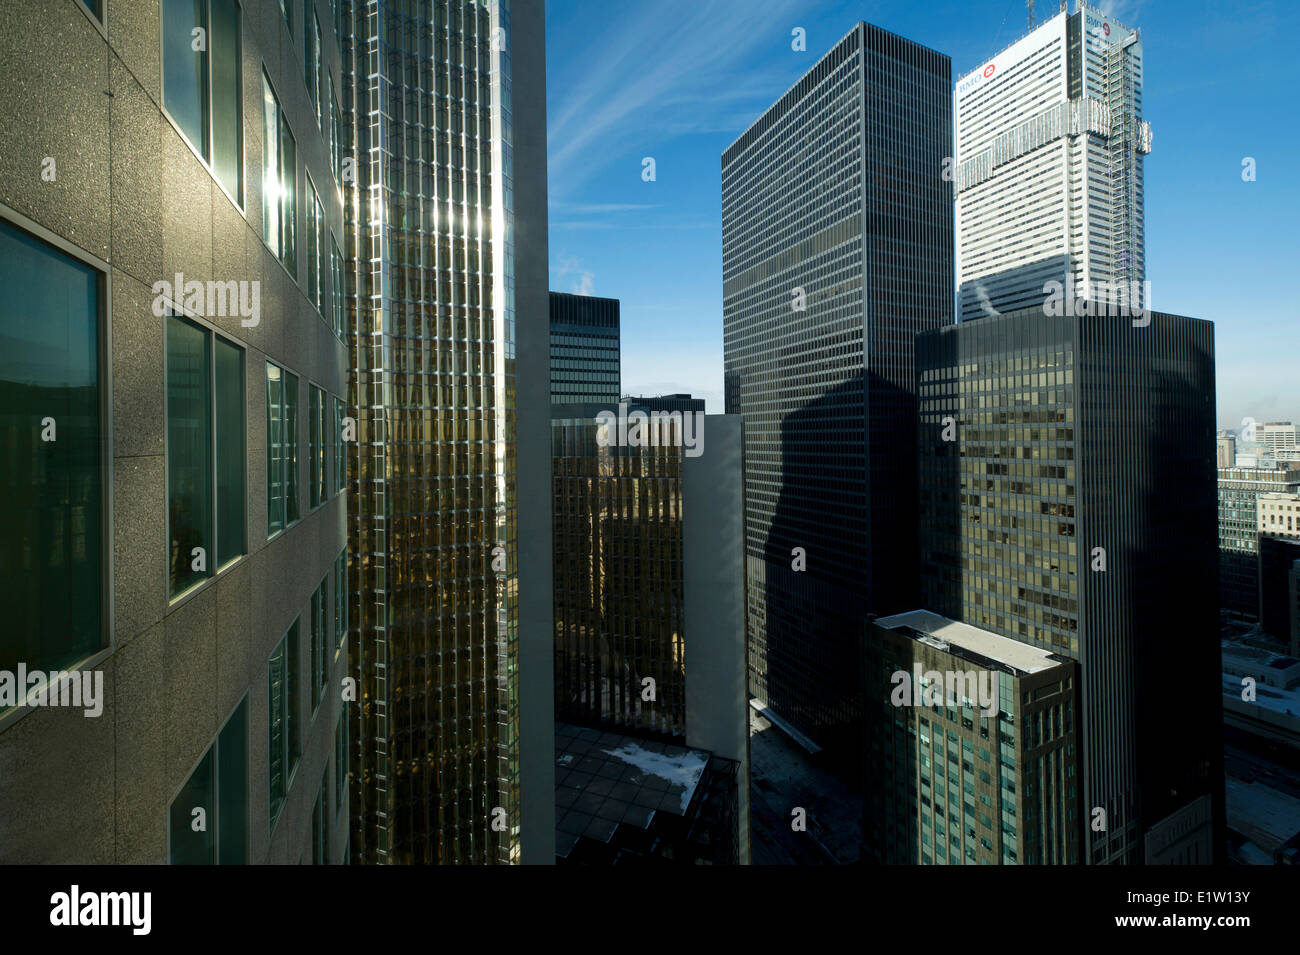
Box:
[917, 308, 1225, 864]
[956, 2, 1150, 322]
[549, 291, 621, 404]
[721, 23, 953, 763]
[340, 0, 551, 865]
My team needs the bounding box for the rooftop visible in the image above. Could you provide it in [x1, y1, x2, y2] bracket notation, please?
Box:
[554, 722, 710, 860]
[874, 609, 1065, 675]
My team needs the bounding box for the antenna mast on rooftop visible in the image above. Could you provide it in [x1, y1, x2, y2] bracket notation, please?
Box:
[1028, 0, 1034, 30]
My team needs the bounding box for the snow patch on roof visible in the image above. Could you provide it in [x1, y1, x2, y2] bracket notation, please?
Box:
[600, 742, 708, 813]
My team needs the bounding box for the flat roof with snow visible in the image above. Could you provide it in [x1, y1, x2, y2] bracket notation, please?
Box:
[554, 723, 712, 860]
[873, 609, 1067, 675]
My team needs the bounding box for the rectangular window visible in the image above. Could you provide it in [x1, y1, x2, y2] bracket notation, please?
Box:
[311, 770, 328, 864]
[323, 68, 335, 177]
[266, 362, 299, 535]
[310, 576, 327, 712]
[331, 237, 344, 339]
[161, 0, 242, 202]
[309, 385, 327, 507]
[214, 338, 245, 567]
[305, 176, 322, 309]
[334, 548, 347, 653]
[305, 11, 323, 129]
[261, 73, 297, 277]
[167, 315, 245, 598]
[331, 85, 343, 188]
[268, 618, 300, 832]
[79, 0, 103, 22]
[168, 697, 247, 864]
[334, 396, 346, 493]
[0, 220, 103, 688]
[334, 707, 347, 813]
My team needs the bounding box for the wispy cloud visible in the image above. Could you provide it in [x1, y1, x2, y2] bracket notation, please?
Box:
[1094, 0, 1145, 21]
[547, 0, 808, 196]
[550, 201, 660, 214]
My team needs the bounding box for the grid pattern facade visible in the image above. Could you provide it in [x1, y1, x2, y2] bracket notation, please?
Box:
[956, 6, 1147, 322]
[342, 0, 520, 864]
[721, 23, 952, 758]
[918, 309, 1222, 864]
[550, 292, 620, 404]
[865, 621, 1079, 865]
[1259, 423, 1298, 451]
[919, 339, 1081, 653]
[1217, 468, 1300, 617]
[551, 417, 686, 738]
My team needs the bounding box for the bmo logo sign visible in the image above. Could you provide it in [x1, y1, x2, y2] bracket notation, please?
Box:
[958, 58, 1003, 95]
[1086, 13, 1114, 48]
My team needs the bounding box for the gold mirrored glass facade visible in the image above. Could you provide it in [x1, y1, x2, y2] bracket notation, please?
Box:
[342, 0, 520, 864]
[551, 415, 686, 737]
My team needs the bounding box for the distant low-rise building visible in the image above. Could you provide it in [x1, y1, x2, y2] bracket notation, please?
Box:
[1218, 468, 1300, 616]
[1258, 491, 1300, 540]
[1217, 435, 1237, 468]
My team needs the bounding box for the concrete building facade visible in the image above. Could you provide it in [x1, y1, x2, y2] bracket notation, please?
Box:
[0, 0, 349, 863]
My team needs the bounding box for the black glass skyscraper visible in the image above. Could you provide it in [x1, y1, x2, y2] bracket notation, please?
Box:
[549, 291, 620, 404]
[917, 308, 1225, 864]
[721, 23, 953, 761]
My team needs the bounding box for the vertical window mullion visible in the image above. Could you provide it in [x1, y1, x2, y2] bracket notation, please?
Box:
[204, 0, 214, 180]
[211, 729, 221, 864]
[210, 329, 219, 575]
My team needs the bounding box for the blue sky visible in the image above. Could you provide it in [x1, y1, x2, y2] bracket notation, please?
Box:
[544, 0, 1299, 429]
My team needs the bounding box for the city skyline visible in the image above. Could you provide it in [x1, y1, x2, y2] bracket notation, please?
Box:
[545, 0, 1299, 428]
[0, 0, 1296, 890]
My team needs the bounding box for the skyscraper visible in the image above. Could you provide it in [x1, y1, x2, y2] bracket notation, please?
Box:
[549, 291, 621, 404]
[0, 0, 347, 863]
[956, 1, 1150, 322]
[917, 308, 1224, 864]
[722, 23, 953, 761]
[340, 0, 552, 864]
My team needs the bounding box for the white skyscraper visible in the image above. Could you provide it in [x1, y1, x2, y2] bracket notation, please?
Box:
[955, 1, 1151, 322]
